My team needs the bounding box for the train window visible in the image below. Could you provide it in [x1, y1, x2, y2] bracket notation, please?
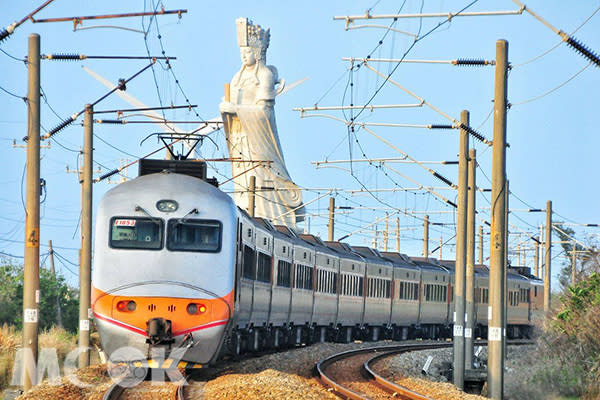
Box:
[294, 264, 313, 290]
[332, 272, 338, 294]
[358, 277, 364, 297]
[167, 219, 221, 252]
[110, 217, 163, 250]
[242, 246, 256, 279]
[534, 287, 537, 296]
[277, 260, 291, 287]
[256, 252, 272, 283]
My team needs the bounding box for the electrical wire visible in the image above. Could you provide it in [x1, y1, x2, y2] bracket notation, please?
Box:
[512, 4, 600, 68]
[0, 48, 26, 62]
[0, 84, 25, 100]
[511, 62, 592, 106]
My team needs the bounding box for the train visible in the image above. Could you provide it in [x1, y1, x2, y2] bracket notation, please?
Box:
[91, 159, 543, 366]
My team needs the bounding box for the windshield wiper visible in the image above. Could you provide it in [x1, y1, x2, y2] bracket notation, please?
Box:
[134, 205, 162, 224]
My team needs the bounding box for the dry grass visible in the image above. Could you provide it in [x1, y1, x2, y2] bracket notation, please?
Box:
[0, 325, 83, 395]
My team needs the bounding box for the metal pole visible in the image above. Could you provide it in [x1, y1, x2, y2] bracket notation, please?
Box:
[22, 33, 41, 393]
[465, 148, 476, 370]
[79, 104, 93, 367]
[439, 237, 443, 259]
[479, 225, 484, 265]
[328, 197, 335, 241]
[396, 217, 400, 252]
[516, 244, 521, 266]
[533, 237, 539, 278]
[248, 175, 256, 217]
[453, 110, 469, 389]
[544, 200, 552, 313]
[423, 215, 429, 258]
[384, 213, 389, 251]
[540, 225, 544, 279]
[488, 39, 508, 400]
[48, 240, 63, 328]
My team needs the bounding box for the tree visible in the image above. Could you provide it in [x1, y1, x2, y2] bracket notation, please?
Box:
[0, 256, 79, 332]
[553, 223, 600, 289]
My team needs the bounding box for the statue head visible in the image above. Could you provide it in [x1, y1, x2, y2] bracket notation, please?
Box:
[236, 17, 270, 63]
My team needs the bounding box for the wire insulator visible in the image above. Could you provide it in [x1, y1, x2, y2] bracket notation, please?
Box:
[98, 168, 120, 181]
[0, 28, 9, 42]
[96, 119, 125, 124]
[459, 123, 489, 144]
[433, 172, 454, 187]
[46, 117, 74, 138]
[430, 124, 454, 129]
[454, 59, 490, 66]
[446, 200, 457, 208]
[565, 36, 600, 67]
[45, 53, 85, 61]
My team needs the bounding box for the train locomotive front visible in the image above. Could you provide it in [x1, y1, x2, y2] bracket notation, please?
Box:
[91, 170, 237, 365]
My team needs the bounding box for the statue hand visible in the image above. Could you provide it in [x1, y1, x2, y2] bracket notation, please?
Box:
[219, 101, 236, 114]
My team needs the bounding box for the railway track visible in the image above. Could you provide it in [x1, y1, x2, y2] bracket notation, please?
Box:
[102, 366, 189, 400]
[317, 342, 451, 399]
[317, 340, 534, 400]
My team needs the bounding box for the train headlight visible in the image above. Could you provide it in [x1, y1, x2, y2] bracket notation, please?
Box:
[156, 199, 178, 212]
[117, 300, 137, 312]
[187, 303, 207, 315]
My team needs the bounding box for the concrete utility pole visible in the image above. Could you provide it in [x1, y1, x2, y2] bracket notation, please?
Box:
[571, 242, 576, 285]
[478, 225, 484, 265]
[465, 148, 476, 370]
[396, 217, 400, 252]
[488, 39, 508, 400]
[539, 225, 544, 279]
[384, 213, 389, 251]
[533, 236, 539, 278]
[79, 104, 93, 368]
[22, 33, 41, 393]
[544, 200, 552, 313]
[48, 240, 63, 328]
[453, 110, 469, 389]
[248, 175, 256, 217]
[423, 215, 429, 258]
[328, 197, 335, 241]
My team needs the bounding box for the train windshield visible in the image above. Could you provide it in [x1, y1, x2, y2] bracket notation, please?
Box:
[110, 217, 163, 250]
[167, 219, 222, 252]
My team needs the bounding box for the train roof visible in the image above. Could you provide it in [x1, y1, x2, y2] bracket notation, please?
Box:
[409, 257, 450, 273]
[379, 252, 421, 271]
[324, 241, 363, 261]
[351, 246, 393, 265]
[274, 225, 314, 247]
[299, 234, 339, 257]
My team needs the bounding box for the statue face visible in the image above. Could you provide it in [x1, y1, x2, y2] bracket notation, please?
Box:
[240, 47, 256, 66]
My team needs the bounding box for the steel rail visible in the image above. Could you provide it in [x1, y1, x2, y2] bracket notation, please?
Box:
[316, 342, 450, 399]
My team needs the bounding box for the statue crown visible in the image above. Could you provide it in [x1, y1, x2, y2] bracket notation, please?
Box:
[236, 18, 270, 50]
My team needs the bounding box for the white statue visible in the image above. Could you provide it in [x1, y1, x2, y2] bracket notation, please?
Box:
[220, 18, 304, 227]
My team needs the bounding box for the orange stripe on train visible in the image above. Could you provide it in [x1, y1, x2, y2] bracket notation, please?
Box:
[92, 286, 233, 336]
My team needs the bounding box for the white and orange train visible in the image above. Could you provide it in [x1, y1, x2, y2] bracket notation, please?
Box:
[91, 160, 543, 366]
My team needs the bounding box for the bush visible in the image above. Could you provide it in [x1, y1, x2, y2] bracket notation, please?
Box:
[540, 273, 600, 399]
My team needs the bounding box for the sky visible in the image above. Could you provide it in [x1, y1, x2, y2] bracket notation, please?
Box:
[1, 0, 599, 290]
